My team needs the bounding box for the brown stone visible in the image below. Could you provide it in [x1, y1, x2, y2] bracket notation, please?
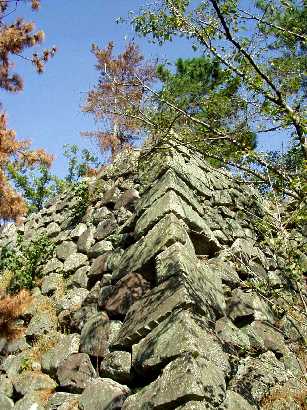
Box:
[98, 273, 151, 318]
[57, 353, 97, 393]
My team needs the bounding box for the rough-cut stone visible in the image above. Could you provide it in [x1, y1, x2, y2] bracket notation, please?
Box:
[0, 375, 13, 398]
[92, 206, 111, 223]
[112, 213, 190, 282]
[47, 392, 80, 410]
[56, 241, 77, 261]
[70, 223, 87, 239]
[176, 402, 212, 410]
[1, 351, 31, 378]
[100, 351, 132, 384]
[114, 189, 140, 210]
[41, 272, 64, 295]
[135, 190, 211, 238]
[215, 317, 250, 354]
[88, 254, 110, 277]
[80, 313, 121, 357]
[26, 310, 57, 337]
[42, 258, 63, 275]
[56, 288, 89, 312]
[63, 253, 88, 273]
[77, 227, 95, 253]
[13, 370, 57, 395]
[46, 222, 61, 237]
[0, 394, 14, 410]
[113, 276, 196, 348]
[94, 217, 117, 240]
[156, 242, 225, 317]
[98, 272, 151, 318]
[123, 354, 226, 409]
[88, 240, 113, 258]
[132, 310, 230, 375]
[79, 378, 130, 410]
[57, 353, 97, 393]
[14, 391, 45, 410]
[229, 351, 289, 405]
[67, 266, 89, 289]
[136, 169, 203, 216]
[42, 334, 80, 375]
[220, 390, 256, 410]
[227, 289, 274, 324]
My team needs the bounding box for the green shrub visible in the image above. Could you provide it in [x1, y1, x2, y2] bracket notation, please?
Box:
[0, 234, 55, 293]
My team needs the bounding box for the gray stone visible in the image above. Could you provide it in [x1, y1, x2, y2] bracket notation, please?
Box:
[114, 276, 200, 348]
[229, 351, 289, 405]
[215, 317, 250, 354]
[88, 240, 113, 258]
[63, 253, 88, 273]
[100, 351, 132, 384]
[112, 213, 191, 282]
[13, 370, 57, 396]
[0, 393, 14, 410]
[219, 391, 256, 410]
[136, 169, 203, 217]
[94, 218, 117, 240]
[79, 378, 130, 410]
[0, 375, 13, 398]
[208, 258, 241, 288]
[1, 351, 30, 378]
[99, 272, 151, 318]
[135, 190, 212, 238]
[26, 310, 57, 337]
[77, 227, 95, 253]
[14, 391, 45, 410]
[67, 266, 89, 289]
[47, 392, 80, 410]
[132, 310, 230, 375]
[56, 241, 77, 261]
[42, 334, 80, 375]
[156, 242, 226, 317]
[114, 189, 139, 210]
[70, 223, 87, 239]
[42, 272, 64, 295]
[56, 288, 89, 312]
[46, 222, 61, 237]
[80, 313, 121, 357]
[88, 254, 110, 277]
[123, 355, 226, 409]
[57, 353, 97, 393]
[176, 402, 212, 410]
[42, 258, 63, 275]
[92, 207, 111, 224]
[227, 289, 274, 324]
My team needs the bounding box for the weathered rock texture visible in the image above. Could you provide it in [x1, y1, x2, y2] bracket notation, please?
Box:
[0, 140, 306, 409]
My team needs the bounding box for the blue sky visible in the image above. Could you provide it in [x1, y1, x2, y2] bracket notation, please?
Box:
[2, 0, 286, 177]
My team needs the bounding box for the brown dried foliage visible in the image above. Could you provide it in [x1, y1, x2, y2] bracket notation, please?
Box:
[0, 0, 55, 221]
[0, 289, 32, 340]
[0, 113, 53, 220]
[83, 41, 157, 158]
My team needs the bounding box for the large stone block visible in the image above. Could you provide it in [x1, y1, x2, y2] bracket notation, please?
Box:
[122, 354, 226, 409]
[80, 313, 121, 357]
[140, 148, 212, 196]
[112, 213, 191, 282]
[135, 190, 211, 238]
[113, 274, 212, 349]
[136, 169, 203, 216]
[132, 309, 230, 375]
[156, 242, 226, 317]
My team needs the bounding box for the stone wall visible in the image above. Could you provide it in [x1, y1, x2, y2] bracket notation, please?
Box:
[0, 141, 305, 410]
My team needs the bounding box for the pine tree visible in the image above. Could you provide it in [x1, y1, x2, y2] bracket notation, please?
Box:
[0, 0, 55, 222]
[82, 42, 157, 159]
